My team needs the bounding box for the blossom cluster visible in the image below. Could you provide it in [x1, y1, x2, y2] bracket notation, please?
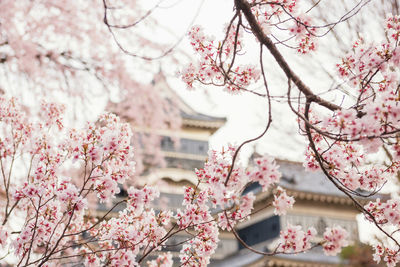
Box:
[67, 113, 136, 203]
[364, 198, 400, 226]
[89, 186, 170, 266]
[180, 25, 260, 93]
[322, 226, 349, 256]
[272, 186, 295, 216]
[0, 97, 305, 266]
[277, 225, 348, 256]
[0, 95, 354, 266]
[386, 14, 400, 41]
[332, 16, 400, 144]
[304, 15, 400, 192]
[175, 145, 300, 265]
[1, 0, 182, 177]
[0, 95, 352, 267]
[304, 132, 389, 192]
[373, 244, 400, 267]
[251, 0, 317, 53]
[0, 97, 174, 266]
[175, 144, 350, 264]
[277, 224, 316, 253]
[180, 0, 321, 92]
[301, 14, 400, 267]
[250, 155, 282, 191]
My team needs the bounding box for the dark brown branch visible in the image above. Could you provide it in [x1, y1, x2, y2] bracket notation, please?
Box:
[303, 100, 400, 249]
[234, 0, 341, 111]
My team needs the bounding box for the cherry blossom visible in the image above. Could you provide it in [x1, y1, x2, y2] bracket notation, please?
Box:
[0, 0, 182, 175]
[364, 198, 400, 226]
[0, 96, 179, 266]
[249, 155, 282, 191]
[373, 244, 400, 267]
[180, 1, 400, 264]
[272, 187, 295, 216]
[322, 226, 349, 256]
[180, 25, 260, 93]
[278, 224, 317, 253]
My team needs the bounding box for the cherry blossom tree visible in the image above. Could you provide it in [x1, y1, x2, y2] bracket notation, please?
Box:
[179, 0, 400, 266]
[0, 97, 341, 266]
[0, 0, 181, 174]
[1, 0, 400, 266]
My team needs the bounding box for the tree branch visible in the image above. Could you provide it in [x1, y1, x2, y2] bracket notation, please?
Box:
[234, 0, 341, 111]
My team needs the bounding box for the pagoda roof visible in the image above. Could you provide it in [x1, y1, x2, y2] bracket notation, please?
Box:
[267, 247, 342, 266]
[211, 245, 341, 267]
[276, 159, 387, 201]
[106, 70, 226, 131]
[180, 111, 226, 130]
[152, 71, 226, 130]
[246, 158, 388, 206]
[277, 159, 347, 198]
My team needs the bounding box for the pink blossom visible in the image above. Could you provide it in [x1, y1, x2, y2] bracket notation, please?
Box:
[322, 226, 349, 256]
[180, 25, 260, 93]
[372, 244, 400, 267]
[250, 155, 281, 191]
[273, 187, 295, 216]
[278, 225, 317, 253]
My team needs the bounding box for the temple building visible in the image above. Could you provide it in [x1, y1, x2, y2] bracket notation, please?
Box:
[105, 72, 364, 266]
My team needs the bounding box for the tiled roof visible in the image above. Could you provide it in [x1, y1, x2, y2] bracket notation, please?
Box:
[277, 160, 387, 201]
[277, 160, 346, 197]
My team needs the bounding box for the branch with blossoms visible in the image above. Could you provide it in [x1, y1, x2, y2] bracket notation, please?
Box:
[0, 97, 173, 266]
[0, 96, 348, 266]
[177, 0, 400, 266]
[257, 3, 400, 266]
[257, 2, 400, 267]
[1, 0, 184, 177]
[0, 94, 352, 266]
